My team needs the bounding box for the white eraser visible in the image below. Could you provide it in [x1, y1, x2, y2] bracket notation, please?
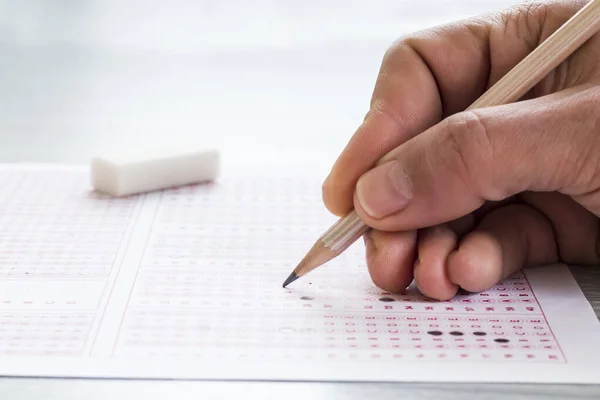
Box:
[90, 148, 220, 197]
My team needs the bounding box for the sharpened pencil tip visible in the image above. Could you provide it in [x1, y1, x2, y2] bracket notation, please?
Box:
[282, 241, 338, 288]
[282, 272, 299, 288]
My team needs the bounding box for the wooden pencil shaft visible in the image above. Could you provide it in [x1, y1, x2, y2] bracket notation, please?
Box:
[324, 0, 600, 252]
[321, 211, 370, 252]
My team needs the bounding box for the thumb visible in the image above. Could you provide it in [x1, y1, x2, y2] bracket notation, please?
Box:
[352, 86, 600, 231]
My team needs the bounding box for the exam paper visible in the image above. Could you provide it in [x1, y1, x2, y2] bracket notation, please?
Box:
[1, 163, 600, 383]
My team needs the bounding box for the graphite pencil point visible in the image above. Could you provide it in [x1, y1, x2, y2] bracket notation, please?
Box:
[282, 272, 299, 288]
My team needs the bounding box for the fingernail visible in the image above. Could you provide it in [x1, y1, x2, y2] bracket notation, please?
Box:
[356, 160, 412, 218]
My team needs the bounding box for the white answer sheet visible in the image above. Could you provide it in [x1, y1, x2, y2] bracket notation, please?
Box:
[1, 163, 600, 383]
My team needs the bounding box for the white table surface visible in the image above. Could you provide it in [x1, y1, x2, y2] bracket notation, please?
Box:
[1, 0, 599, 398]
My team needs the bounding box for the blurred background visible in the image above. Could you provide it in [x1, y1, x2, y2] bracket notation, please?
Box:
[0, 0, 519, 170]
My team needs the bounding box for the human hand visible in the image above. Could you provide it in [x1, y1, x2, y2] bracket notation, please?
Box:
[322, 0, 600, 300]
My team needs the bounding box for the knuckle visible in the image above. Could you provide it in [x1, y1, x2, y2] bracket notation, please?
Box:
[566, 88, 600, 191]
[498, 1, 547, 50]
[436, 111, 502, 200]
[382, 26, 442, 68]
[518, 1, 547, 28]
[383, 38, 407, 59]
[381, 38, 412, 70]
[501, 0, 589, 46]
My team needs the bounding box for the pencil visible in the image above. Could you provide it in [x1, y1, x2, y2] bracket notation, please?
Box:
[283, 0, 600, 288]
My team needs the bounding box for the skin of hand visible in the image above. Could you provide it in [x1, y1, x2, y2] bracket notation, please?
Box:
[322, 0, 600, 300]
